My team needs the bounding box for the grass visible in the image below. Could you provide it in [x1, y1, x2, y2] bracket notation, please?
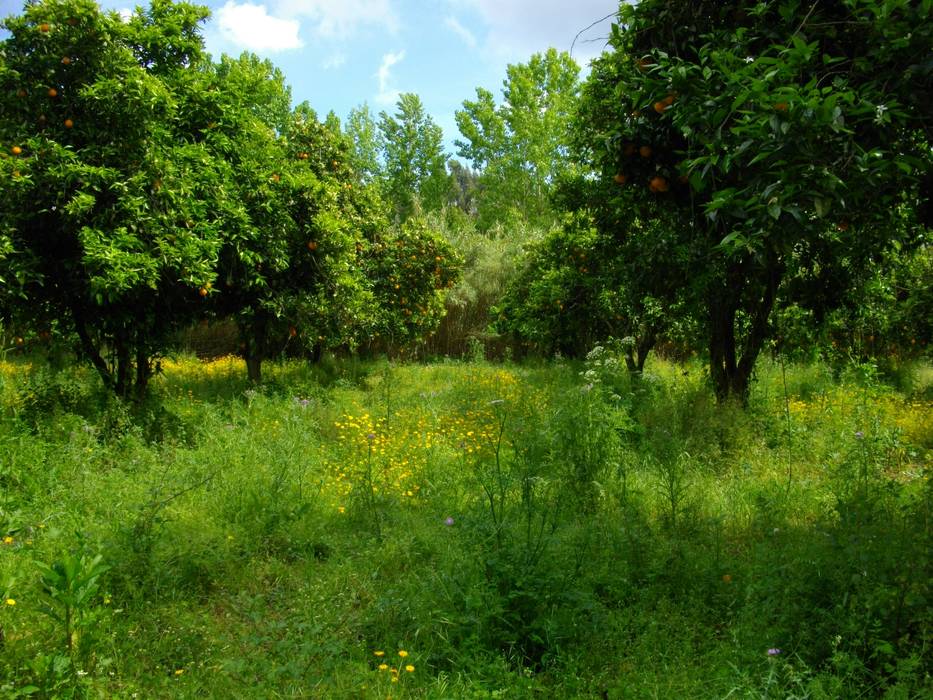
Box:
[0, 352, 930, 698]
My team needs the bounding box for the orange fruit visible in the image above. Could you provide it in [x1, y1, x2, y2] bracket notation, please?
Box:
[836, 220, 849, 231]
[62, 56, 71, 65]
[307, 241, 318, 251]
[15, 337, 24, 346]
[774, 102, 788, 111]
[16, 89, 27, 98]
[48, 87, 58, 97]
[653, 101, 668, 114]
[11, 146, 22, 155]
[614, 173, 627, 185]
[199, 287, 208, 297]
[64, 118, 73, 128]
[663, 94, 675, 106]
[649, 176, 669, 193]
[331, 160, 338, 169]
[289, 326, 297, 338]
[639, 145, 652, 158]
[38, 23, 50, 32]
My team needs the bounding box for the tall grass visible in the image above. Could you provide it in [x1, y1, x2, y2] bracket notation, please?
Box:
[0, 352, 929, 697]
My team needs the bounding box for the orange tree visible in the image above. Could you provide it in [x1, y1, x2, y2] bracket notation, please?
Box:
[0, 0, 230, 397]
[575, 0, 932, 402]
[360, 216, 461, 355]
[183, 54, 375, 384]
[495, 208, 696, 367]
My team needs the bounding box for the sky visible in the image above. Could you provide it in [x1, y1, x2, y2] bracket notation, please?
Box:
[0, 0, 621, 154]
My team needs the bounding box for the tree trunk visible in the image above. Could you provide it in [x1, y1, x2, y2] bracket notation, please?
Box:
[243, 314, 268, 384]
[70, 301, 115, 392]
[708, 258, 783, 406]
[625, 330, 657, 377]
[134, 344, 152, 401]
[114, 336, 132, 399]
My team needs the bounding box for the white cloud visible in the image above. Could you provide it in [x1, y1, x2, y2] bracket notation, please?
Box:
[452, 0, 619, 64]
[323, 52, 347, 69]
[375, 50, 405, 105]
[117, 8, 133, 22]
[216, 1, 303, 52]
[444, 16, 477, 48]
[274, 0, 399, 38]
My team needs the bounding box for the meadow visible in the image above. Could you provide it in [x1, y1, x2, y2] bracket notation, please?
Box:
[0, 352, 930, 698]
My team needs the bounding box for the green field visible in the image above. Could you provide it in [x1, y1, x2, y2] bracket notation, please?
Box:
[1, 354, 930, 698]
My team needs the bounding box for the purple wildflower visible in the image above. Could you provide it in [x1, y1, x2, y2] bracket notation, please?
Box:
[854, 430, 864, 440]
[444, 517, 455, 526]
[767, 648, 782, 656]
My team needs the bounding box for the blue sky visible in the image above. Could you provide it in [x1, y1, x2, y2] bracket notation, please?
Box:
[1, 0, 620, 154]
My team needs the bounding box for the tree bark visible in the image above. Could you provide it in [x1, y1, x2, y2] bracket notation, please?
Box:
[624, 328, 656, 375]
[708, 257, 783, 405]
[134, 343, 152, 401]
[243, 314, 268, 384]
[70, 301, 114, 391]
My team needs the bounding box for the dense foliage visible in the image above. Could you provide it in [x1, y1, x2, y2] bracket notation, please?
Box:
[569, 0, 932, 401]
[0, 354, 930, 696]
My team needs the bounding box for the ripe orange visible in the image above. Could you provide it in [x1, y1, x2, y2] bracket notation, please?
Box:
[307, 241, 318, 251]
[614, 173, 627, 185]
[48, 88, 58, 97]
[61, 56, 71, 65]
[836, 220, 850, 231]
[774, 102, 788, 112]
[653, 101, 668, 114]
[649, 176, 669, 193]
[289, 326, 297, 338]
[11, 146, 22, 155]
[16, 89, 27, 98]
[663, 94, 675, 106]
[38, 23, 50, 32]
[639, 145, 652, 158]
[64, 118, 74, 128]
[199, 287, 208, 297]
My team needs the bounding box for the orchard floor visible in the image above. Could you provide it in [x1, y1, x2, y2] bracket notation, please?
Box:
[0, 354, 930, 698]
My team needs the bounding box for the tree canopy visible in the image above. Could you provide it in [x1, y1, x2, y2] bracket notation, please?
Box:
[573, 0, 932, 401]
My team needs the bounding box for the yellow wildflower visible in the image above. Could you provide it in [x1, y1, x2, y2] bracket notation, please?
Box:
[2, 536, 13, 545]
[4, 598, 15, 606]
[378, 663, 388, 671]
[405, 665, 415, 673]
[398, 650, 408, 658]
[174, 669, 184, 676]
[374, 650, 385, 657]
